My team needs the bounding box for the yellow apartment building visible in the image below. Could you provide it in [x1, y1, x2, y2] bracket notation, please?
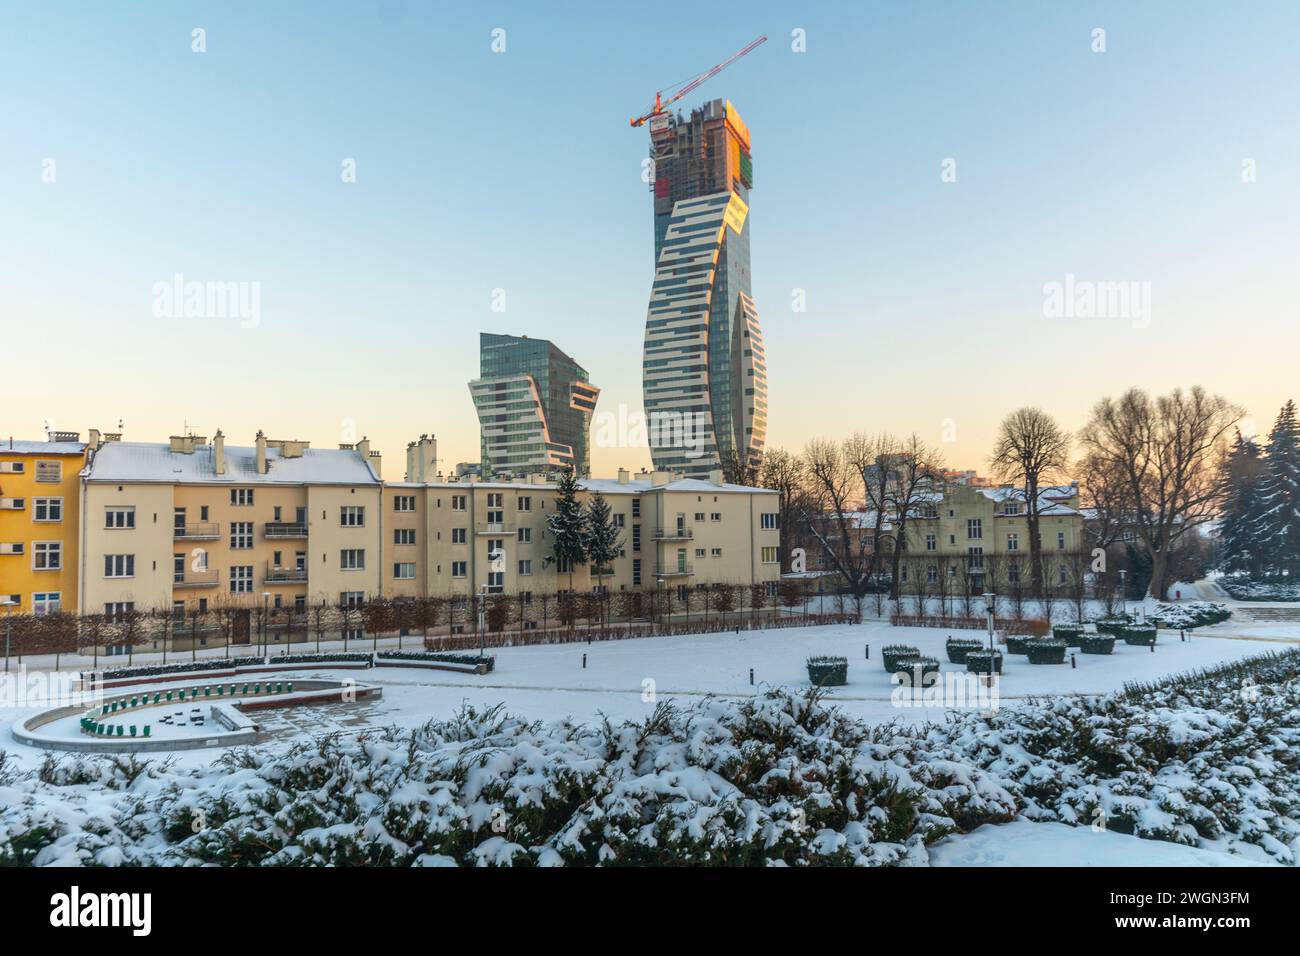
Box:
[79, 430, 384, 642]
[0, 433, 88, 614]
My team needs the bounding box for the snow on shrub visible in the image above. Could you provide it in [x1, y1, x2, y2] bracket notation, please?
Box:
[3, 648, 1300, 866]
[1150, 602, 1231, 630]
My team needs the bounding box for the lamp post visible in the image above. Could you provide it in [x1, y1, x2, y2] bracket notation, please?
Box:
[656, 577, 664, 631]
[1117, 570, 1127, 618]
[262, 592, 271, 654]
[2, 599, 16, 674]
[982, 592, 996, 662]
[477, 585, 487, 659]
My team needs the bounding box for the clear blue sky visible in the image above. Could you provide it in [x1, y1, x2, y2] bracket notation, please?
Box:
[4, 1, 1298, 474]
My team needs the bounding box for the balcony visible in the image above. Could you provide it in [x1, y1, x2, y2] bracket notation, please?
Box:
[174, 522, 220, 540]
[265, 565, 308, 584]
[653, 527, 693, 540]
[173, 569, 220, 588]
[653, 563, 695, 577]
[264, 522, 308, 539]
[475, 521, 515, 535]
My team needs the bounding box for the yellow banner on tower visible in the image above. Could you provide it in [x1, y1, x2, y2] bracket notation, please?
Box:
[724, 192, 749, 234]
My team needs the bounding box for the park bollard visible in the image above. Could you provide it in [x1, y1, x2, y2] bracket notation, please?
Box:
[1150, 641, 1155, 653]
[582, 653, 587, 669]
[865, 644, 870, 660]
[749, 667, 754, 686]
[1071, 653, 1076, 669]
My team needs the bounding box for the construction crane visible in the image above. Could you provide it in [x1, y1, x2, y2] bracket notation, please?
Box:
[629, 35, 767, 128]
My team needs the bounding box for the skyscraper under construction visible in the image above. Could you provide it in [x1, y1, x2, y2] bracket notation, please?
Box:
[641, 98, 767, 480]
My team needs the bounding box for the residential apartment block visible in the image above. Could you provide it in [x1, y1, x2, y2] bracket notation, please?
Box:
[78, 431, 384, 632]
[382, 466, 782, 604]
[0, 430, 781, 620]
[0, 434, 88, 615]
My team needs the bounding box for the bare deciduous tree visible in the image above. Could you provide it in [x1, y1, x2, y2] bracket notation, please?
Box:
[1079, 386, 1240, 599]
[990, 407, 1071, 597]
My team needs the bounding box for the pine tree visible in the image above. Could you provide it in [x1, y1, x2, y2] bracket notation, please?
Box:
[546, 469, 589, 592]
[586, 492, 624, 590]
[1219, 430, 1265, 576]
[1252, 400, 1300, 577]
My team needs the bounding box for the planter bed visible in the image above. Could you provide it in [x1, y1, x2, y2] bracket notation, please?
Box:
[806, 656, 848, 687]
[1004, 635, 1033, 655]
[1025, 639, 1067, 665]
[377, 651, 496, 673]
[1121, 626, 1158, 647]
[1079, 635, 1115, 655]
[882, 645, 922, 674]
[945, 638, 985, 665]
[1051, 625, 1084, 647]
[966, 651, 1003, 675]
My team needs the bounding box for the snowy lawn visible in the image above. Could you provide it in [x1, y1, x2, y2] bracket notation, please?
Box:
[1, 620, 1285, 767]
[927, 821, 1279, 867]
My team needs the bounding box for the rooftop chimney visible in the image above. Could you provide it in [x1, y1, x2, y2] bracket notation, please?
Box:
[651, 470, 671, 488]
[255, 430, 268, 475]
[213, 430, 226, 475]
[708, 468, 724, 486]
[405, 433, 438, 482]
[617, 468, 630, 485]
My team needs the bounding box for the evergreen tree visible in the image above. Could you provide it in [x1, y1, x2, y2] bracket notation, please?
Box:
[586, 492, 624, 590]
[1253, 401, 1300, 576]
[546, 469, 589, 591]
[1218, 430, 1265, 576]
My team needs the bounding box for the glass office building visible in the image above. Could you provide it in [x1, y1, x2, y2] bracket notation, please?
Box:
[469, 333, 600, 477]
[642, 98, 767, 479]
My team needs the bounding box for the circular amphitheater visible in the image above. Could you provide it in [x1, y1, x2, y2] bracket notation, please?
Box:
[13, 677, 383, 753]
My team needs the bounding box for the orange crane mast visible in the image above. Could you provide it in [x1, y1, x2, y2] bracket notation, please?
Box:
[629, 35, 767, 128]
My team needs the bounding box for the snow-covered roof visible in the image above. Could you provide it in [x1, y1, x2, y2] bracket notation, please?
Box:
[386, 476, 777, 495]
[978, 484, 1079, 516]
[0, 439, 87, 456]
[84, 442, 380, 485]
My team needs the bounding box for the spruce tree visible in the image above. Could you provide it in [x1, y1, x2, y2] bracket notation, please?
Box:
[546, 469, 589, 592]
[586, 492, 624, 589]
[1252, 401, 1300, 577]
[1219, 430, 1265, 576]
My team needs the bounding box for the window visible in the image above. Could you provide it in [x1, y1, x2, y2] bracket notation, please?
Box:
[695, 548, 706, 558]
[230, 521, 253, 549]
[340, 591, 365, 608]
[925, 533, 936, 552]
[34, 498, 62, 522]
[487, 571, 504, 592]
[34, 460, 61, 483]
[104, 553, 134, 577]
[761, 547, 778, 564]
[104, 601, 135, 623]
[393, 495, 416, 512]
[393, 562, 416, 580]
[105, 507, 135, 529]
[694, 512, 705, 522]
[710, 512, 721, 522]
[1059, 564, 1068, 584]
[0, 461, 24, 473]
[518, 559, 532, 576]
[927, 565, 938, 584]
[517, 496, 532, 511]
[632, 558, 641, 586]
[1058, 531, 1067, 550]
[557, 555, 574, 574]
[517, 527, 531, 543]
[33, 592, 61, 615]
[1008, 560, 1020, 583]
[761, 513, 779, 530]
[967, 547, 984, 570]
[632, 525, 641, 552]
[451, 561, 467, 578]
[631, 499, 640, 518]
[921, 504, 938, 519]
[340, 506, 365, 527]
[1007, 532, 1019, 551]
[452, 527, 467, 544]
[711, 547, 722, 557]
[1002, 501, 1021, 516]
[230, 566, 253, 593]
[451, 495, 466, 511]
[967, 518, 982, 540]
[230, 488, 254, 506]
[487, 493, 503, 508]
[394, 528, 416, 545]
[340, 549, 365, 570]
[614, 513, 625, 528]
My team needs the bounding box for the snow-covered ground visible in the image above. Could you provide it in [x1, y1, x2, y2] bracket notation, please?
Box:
[927, 821, 1280, 867]
[2, 618, 1286, 769]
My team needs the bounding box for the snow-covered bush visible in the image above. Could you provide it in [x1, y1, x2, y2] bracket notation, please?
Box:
[265, 652, 373, 666]
[1150, 602, 1230, 630]
[4, 648, 1300, 867]
[85, 656, 265, 681]
[1218, 577, 1300, 602]
[1079, 635, 1114, 655]
[806, 656, 848, 687]
[945, 638, 984, 664]
[1024, 639, 1067, 665]
[966, 651, 1002, 675]
[378, 651, 495, 672]
[881, 645, 920, 674]
[1051, 625, 1083, 647]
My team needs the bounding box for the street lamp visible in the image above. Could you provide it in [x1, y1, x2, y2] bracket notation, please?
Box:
[477, 585, 487, 659]
[656, 577, 664, 630]
[982, 592, 997, 663]
[262, 592, 271, 653]
[1117, 570, 1127, 617]
[2, 598, 17, 674]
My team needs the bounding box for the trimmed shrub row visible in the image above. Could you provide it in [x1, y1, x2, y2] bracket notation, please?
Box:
[377, 651, 496, 672]
[806, 656, 848, 687]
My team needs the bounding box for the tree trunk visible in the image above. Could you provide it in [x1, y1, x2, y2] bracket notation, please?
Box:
[1149, 550, 1171, 601]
